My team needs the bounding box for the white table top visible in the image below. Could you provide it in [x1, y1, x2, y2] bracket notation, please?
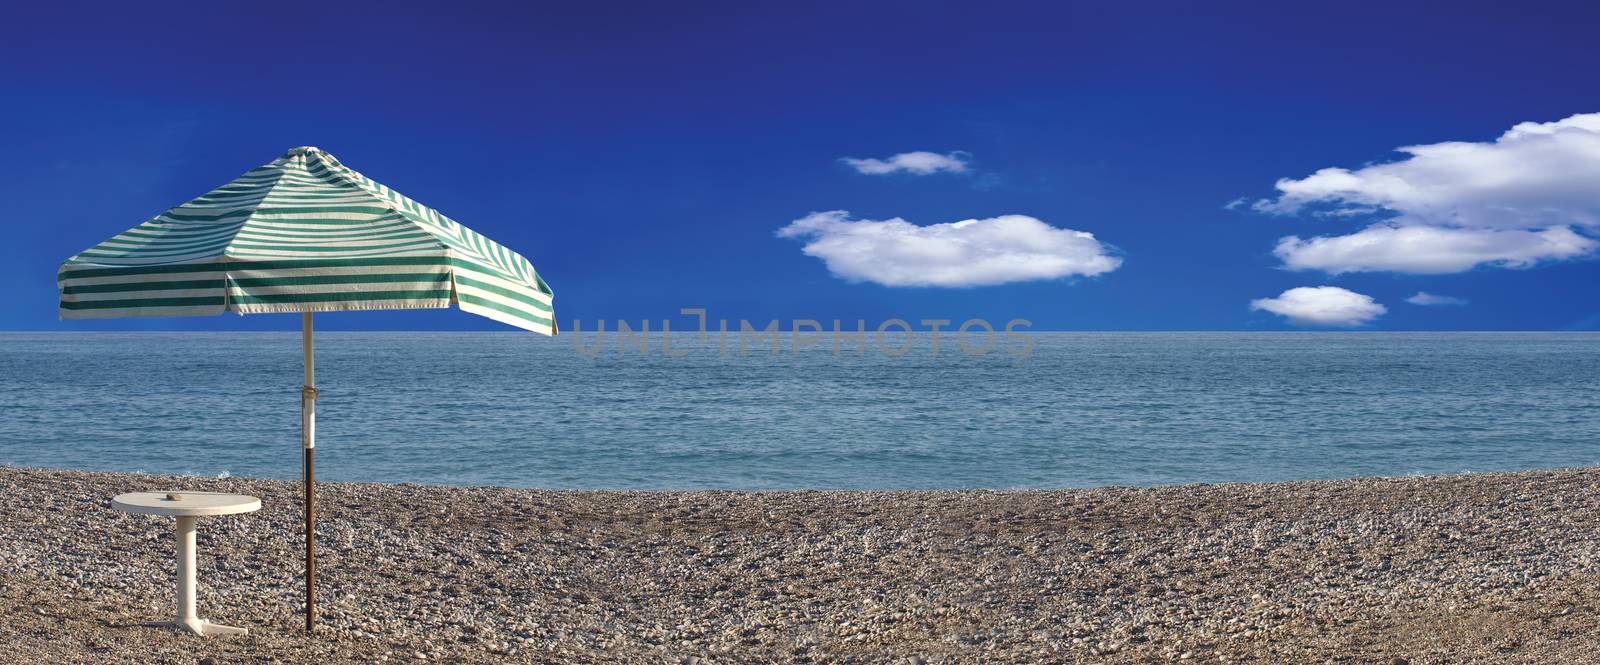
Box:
[111, 491, 261, 517]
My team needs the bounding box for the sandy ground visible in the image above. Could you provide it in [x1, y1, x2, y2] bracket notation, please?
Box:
[1, 466, 1598, 664]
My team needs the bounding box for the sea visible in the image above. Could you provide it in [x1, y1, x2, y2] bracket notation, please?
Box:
[2, 332, 1596, 490]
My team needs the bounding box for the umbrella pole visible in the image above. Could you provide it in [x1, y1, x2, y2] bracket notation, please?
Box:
[301, 312, 317, 632]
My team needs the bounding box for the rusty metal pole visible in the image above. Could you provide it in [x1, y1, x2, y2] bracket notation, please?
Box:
[301, 312, 318, 632]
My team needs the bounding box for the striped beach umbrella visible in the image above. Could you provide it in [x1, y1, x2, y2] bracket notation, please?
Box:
[57, 146, 556, 632]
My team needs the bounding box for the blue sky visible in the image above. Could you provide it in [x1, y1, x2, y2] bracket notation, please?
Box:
[3, 1, 1597, 331]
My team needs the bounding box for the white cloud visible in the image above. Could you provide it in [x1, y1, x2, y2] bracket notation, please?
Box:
[1273, 224, 1596, 274]
[777, 210, 1121, 287]
[1250, 286, 1386, 327]
[841, 151, 970, 175]
[1407, 292, 1469, 306]
[1253, 112, 1600, 273]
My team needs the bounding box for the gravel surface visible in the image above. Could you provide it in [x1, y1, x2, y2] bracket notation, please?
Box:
[2, 466, 1598, 664]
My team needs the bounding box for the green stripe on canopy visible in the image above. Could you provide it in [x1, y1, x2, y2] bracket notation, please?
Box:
[58, 146, 555, 334]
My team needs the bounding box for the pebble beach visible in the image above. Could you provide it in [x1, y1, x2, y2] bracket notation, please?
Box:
[2, 466, 1598, 664]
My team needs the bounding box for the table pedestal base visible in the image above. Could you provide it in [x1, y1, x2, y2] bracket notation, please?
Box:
[151, 515, 248, 637]
[141, 619, 249, 636]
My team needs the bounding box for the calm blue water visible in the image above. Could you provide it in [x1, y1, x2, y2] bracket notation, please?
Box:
[1, 332, 1596, 490]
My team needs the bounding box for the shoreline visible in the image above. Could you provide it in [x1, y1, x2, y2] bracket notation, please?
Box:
[3, 465, 1598, 663]
[5, 462, 1590, 494]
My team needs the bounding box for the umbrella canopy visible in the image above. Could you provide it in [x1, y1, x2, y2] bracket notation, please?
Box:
[59, 146, 554, 334]
[57, 146, 555, 634]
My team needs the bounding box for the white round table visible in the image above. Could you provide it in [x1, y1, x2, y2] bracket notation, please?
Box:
[111, 491, 261, 636]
